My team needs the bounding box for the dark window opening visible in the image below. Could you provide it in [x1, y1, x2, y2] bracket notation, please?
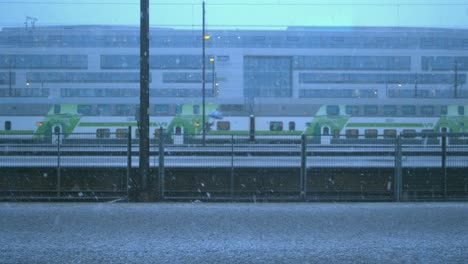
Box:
[326, 105, 339, 116]
[5, 121, 11, 131]
[288, 121, 296, 131]
[96, 128, 110, 138]
[270, 121, 283, 131]
[217, 121, 231, 131]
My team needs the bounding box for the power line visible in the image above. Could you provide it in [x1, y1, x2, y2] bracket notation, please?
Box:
[1, 1, 468, 6]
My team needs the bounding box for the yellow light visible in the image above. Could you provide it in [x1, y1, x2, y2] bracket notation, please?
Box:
[209, 57, 214, 62]
[204, 35, 211, 40]
[194, 121, 200, 127]
[37, 121, 43, 127]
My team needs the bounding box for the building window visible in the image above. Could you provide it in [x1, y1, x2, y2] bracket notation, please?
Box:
[364, 105, 378, 115]
[458, 106, 465, 115]
[175, 105, 182, 114]
[53, 104, 61, 114]
[345, 105, 359, 115]
[193, 105, 200, 115]
[326, 105, 340, 116]
[441, 106, 448, 115]
[383, 105, 397, 116]
[155, 104, 169, 114]
[4, 121, 11, 131]
[421, 106, 434, 116]
[402, 105, 416, 116]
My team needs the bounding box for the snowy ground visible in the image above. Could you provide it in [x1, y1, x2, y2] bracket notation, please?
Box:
[0, 203, 467, 263]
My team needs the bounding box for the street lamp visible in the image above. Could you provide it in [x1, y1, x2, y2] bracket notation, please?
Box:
[210, 57, 216, 96]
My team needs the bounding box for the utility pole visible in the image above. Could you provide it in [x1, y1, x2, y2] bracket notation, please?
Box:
[202, 0, 206, 146]
[414, 73, 418, 98]
[139, 0, 150, 201]
[454, 60, 458, 98]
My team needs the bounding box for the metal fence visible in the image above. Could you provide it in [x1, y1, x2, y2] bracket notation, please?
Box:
[0, 131, 467, 201]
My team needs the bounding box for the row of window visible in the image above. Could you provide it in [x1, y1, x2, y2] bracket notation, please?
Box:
[101, 55, 216, 70]
[342, 129, 439, 139]
[244, 57, 292, 98]
[0, 88, 49, 97]
[0, 55, 87, 69]
[162, 72, 214, 83]
[4, 32, 468, 50]
[294, 56, 410, 71]
[96, 128, 165, 139]
[300, 89, 378, 98]
[299, 73, 466, 84]
[422, 56, 468, 71]
[26, 72, 143, 83]
[326, 105, 465, 116]
[0, 72, 15, 85]
[61, 88, 212, 98]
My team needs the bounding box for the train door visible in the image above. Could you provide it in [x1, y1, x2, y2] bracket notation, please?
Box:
[52, 125, 62, 144]
[173, 126, 184, 145]
[321, 126, 331, 145]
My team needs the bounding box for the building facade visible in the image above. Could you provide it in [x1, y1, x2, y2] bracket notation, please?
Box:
[0, 26, 467, 117]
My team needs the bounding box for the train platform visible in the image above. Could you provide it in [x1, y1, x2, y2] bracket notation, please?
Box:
[0, 202, 467, 263]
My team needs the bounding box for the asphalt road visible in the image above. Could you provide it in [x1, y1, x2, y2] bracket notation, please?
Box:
[0, 203, 467, 263]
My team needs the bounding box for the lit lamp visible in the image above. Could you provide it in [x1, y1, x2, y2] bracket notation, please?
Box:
[209, 57, 216, 96]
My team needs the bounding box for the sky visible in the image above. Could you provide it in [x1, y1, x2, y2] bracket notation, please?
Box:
[1, 0, 468, 30]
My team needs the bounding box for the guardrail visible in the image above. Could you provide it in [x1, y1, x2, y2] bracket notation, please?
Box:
[0, 131, 467, 201]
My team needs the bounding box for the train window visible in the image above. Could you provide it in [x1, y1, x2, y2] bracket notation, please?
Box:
[96, 128, 110, 138]
[383, 105, 397, 116]
[402, 129, 416, 138]
[323, 127, 330, 135]
[333, 129, 340, 138]
[270, 121, 283, 131]
[193, 105, 200, 115]
[53, 104, 61, 114]
[154, 128, 166, 137]
[116, 128, 129, 138]
[421, 106, 434, 116]
[77, 105, 92, 115]
[458, 106, 465, 115]
[345, 129, 359, 139]
[217, 121, 231, 131]
[345, 106, 359, 115]
[402, 105, 416, 116]
[421, 129, 436, 138]
[326, 105, 339, 116]
[383, 129, 397, 138]
[364, 105, 378, 115]
[175, 104, 182, 114]
[441, 106, 448, 115]
[364, 129, 378, 139]
[289, 121, 296, 131]
[4, 121, 11, 131]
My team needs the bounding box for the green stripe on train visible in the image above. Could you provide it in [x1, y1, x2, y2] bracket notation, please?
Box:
[347, 123, 426, 128]
[0, 130, 35, 135]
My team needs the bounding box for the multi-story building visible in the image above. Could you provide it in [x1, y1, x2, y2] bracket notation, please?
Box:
[0, 26, 467, 139]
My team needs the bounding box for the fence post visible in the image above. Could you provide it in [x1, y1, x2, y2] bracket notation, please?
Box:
[158, 126, 165, 200]
[394, 135, 402, 202]
[300, 134, 307, 201]
[56, 132, 61, 197]
[126, 126, 132, 199]
[230, 134, 234, 200]
[441, 133, 447, 200]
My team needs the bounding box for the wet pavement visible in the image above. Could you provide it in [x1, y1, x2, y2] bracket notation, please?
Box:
[0, 202, 467, 263]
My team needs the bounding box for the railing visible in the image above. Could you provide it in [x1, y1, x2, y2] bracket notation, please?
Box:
[0, 131, 467, 201]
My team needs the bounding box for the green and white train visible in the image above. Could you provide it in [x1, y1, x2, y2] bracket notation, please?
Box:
[1, 102, 467, 144]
